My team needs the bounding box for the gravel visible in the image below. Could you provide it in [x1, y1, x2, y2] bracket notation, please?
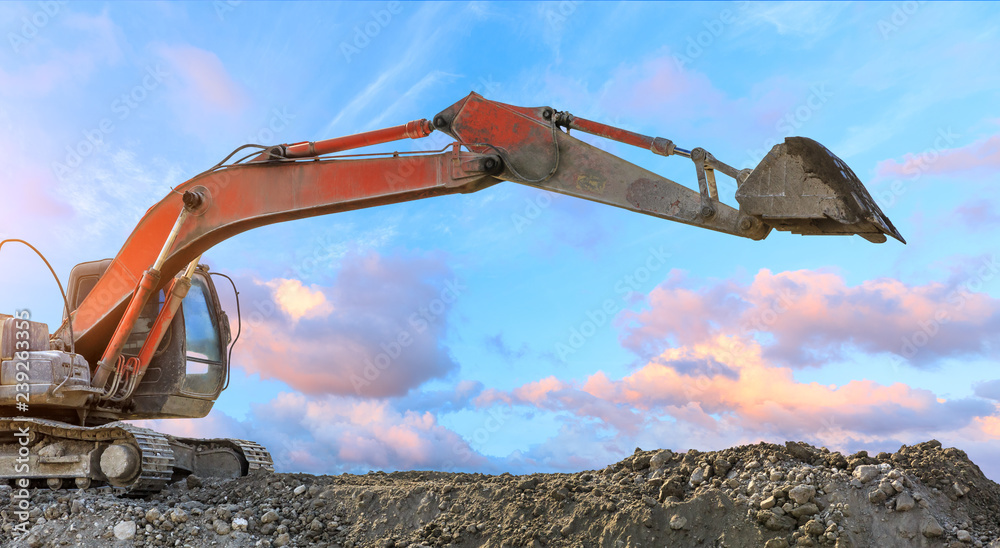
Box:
[0, 439, 998, 547]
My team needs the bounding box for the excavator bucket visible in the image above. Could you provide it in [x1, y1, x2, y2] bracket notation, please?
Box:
[736, 137, 904, 244]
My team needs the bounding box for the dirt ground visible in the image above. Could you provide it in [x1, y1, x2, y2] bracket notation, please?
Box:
[1, 439, 998, 548]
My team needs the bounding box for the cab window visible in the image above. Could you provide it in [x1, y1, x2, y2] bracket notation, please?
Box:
[182, 276, 225, 396]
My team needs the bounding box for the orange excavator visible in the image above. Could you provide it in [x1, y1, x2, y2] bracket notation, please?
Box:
[0, 93, 903, 495]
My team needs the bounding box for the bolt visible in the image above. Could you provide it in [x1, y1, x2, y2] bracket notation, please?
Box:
[701, 205, 715, 218]
[183, 190, 204, 211]
[542, 109, 553, 120]
[433, 115, 447, 128]
[484, 158, 497, 171]
[739, 217, 753, 231]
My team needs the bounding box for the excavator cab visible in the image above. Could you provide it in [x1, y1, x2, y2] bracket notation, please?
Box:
[64, 260, 230, 424]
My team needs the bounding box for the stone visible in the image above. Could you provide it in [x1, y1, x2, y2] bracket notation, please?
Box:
[852, 465, 880, 483]
[186, 474, 202, 489]
[804, 519, 826, 536]
[765, 539, 790, 548]
[789, 485, 816, 504]
[957, 530, 972, 542]
[294, 484, 307, 495]
[760, 496, 777, 510]
[213, 519, 231, 535]
[169, 508, 188, 523]
[113, 521, 136, 540]
[232, 517, 249, 532]
[145, 508, 161, 523]
[690, 467, 706, 486]
[868, 489, 887, 504]
[921, 516, 944, 538]
[670, 515, 687, 530]
[261, 510, 280, 524]
[895, 492, 915, 512]
[274, 533, 291, 547]
[650, 450, 673, 470]
[791, 503, 819, 519]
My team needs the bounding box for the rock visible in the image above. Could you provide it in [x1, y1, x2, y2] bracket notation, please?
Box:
[632, 454, 651, 470]
[274, 533, 291, 547]
[852, 465, 880, 483]
[765, 539, 790, 548]
[232, 517, 249, 532]
[760, 496, 777, 510]
[293, 484, 307, 495]
[213, 519, 231, 535]
[261, 510, 280, 524]
[868, 488, 887, 504]
[113, 520, 136, 540]
[690, 467, 706, 486]
[921, 516, 944, 538]
[805, 519, 826, 536]
[650, 450, 673, 469]
[758, 510, 797, 531]
[186, 474, 202, 489]
[169, 508, 188, 523]
[957, 530, 972, 542]
[145, 508, 161, 523]
[895, 492, 915, 512]
[791, 503, 819, 519]
[789, 485, 816, 504]
[670, 515, 687, 530]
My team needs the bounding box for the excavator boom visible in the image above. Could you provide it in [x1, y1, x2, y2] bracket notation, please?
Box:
[0, 92, 902, 495]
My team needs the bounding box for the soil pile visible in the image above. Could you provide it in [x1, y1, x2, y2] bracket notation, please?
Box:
[1, 440, 998, 548]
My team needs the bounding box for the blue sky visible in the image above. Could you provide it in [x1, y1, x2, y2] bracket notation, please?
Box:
[2, 1, 1000, 479]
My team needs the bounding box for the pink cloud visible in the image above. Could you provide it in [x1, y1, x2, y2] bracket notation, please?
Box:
[474, 335, 999, 470]
[135, 392, 489, 474]
[875, 133, 1000, 180]
[619, 266, 1000, 368]
[231, 250, 463, 398]
[154, 43, 249, 115]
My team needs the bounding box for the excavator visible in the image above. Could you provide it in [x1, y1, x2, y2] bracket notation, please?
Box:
[0, 92, 904, 496]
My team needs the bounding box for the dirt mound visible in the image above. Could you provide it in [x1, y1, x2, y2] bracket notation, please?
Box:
[1, 440, 998, 547]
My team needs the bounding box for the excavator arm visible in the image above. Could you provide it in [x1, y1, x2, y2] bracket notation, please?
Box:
[54, 92, 903, 385]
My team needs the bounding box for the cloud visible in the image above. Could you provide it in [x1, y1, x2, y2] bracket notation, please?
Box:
[263, 278, 334, 322]
[875, 133, 1000, 180]
[618, 266, 1000, 368]
[974, 380, 1000, 401]
[474, 335, 1000, 469]
[136, 392, 489, 474]
[233, 250, 465, 398]
[154, 43, 249, 120]
[483, 333, 529, 362]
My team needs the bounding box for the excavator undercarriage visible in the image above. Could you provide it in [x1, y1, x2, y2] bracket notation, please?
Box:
[0, 92, 901, 495]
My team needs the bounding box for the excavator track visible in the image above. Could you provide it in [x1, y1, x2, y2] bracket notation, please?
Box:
[229, 439, 274, 472]
[0, 418, 174, 496]
[0, 419, 274, 496]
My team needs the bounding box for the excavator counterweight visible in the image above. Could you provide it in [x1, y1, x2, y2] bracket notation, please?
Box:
[0, 92, 902, 495]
